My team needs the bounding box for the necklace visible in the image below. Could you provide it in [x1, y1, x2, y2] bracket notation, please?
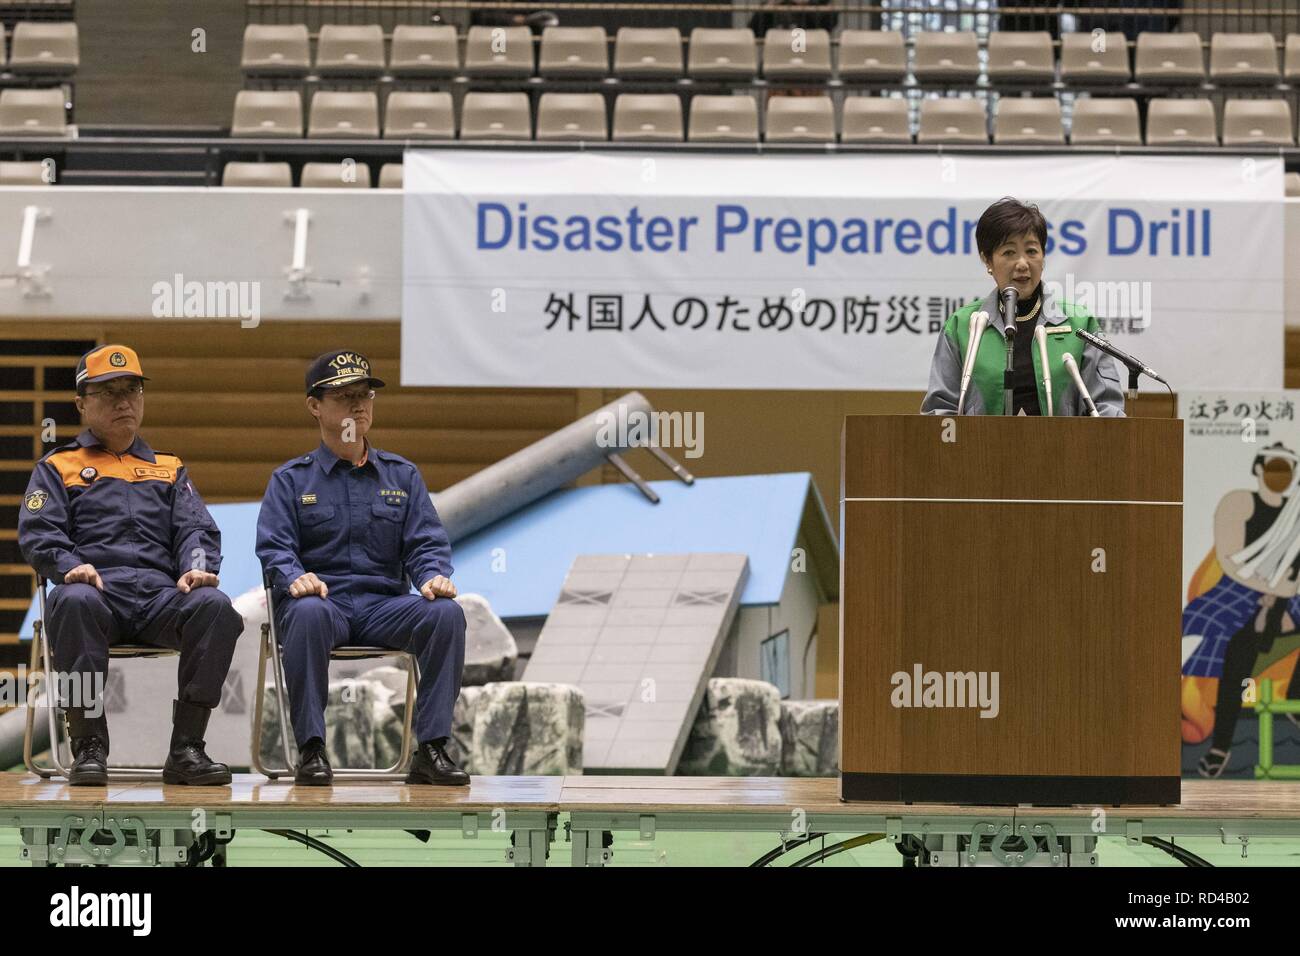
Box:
[1015, 296, 1042, 323]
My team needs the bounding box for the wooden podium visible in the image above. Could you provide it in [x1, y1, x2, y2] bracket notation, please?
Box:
[839, 415, 1182, 805]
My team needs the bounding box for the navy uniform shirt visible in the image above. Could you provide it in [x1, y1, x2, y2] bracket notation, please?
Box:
[19, 429, 223, 583]
[255, 441, 453, 599]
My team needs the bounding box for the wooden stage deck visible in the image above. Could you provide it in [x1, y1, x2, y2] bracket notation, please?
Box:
[3, 773, 1299, 866]
[2, 773, 1298, 817]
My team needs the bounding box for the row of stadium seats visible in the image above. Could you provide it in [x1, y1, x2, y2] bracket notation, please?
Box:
[240, 24, 1300, 86]
[0, 21, 77, 74]
[221, 160, 404, 188]
[221, 88, 1299, 146]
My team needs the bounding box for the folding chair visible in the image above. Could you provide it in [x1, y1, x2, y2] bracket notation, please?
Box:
[24, 577, 179, 780]
[251, 572, 420, 780]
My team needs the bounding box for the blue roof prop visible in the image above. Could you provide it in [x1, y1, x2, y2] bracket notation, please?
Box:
[19, 472, 837, 635]
[447, 472, 837, 618]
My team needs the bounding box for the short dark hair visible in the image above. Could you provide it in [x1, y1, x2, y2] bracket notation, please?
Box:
[976, 197, 1048, 261]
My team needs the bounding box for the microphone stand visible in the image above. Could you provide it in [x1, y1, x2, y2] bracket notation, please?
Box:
[1127, 368, 1140, 409]
[1003, 325, 1016, 416]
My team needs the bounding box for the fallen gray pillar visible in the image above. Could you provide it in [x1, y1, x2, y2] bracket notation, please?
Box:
[432, 390, 656, 541]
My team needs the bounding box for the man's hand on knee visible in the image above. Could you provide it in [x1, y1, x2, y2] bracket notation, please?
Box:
[177, 569, 220, 593]
[288, 572, 329, 599]
[64, 564, 104, 590]
[421, 575, 457, 600]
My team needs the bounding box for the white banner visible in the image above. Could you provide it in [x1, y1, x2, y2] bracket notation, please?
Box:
[402, 151, 1284, 391]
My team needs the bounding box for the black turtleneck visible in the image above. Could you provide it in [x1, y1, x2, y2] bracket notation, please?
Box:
[1010, 282, 1043, 416]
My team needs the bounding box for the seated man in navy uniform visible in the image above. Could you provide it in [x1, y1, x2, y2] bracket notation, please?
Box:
[255, 350, 469, 786]
[18, 345, 242, 786]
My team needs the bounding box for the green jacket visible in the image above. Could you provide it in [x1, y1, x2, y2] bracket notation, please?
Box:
[920, 286, 1126, 417]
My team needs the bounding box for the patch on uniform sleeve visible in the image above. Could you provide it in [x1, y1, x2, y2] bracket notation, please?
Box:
[24, 490, 48, 512]
[300, 493, 317, 505]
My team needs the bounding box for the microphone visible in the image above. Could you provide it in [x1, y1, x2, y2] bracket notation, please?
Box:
[1074, 327, 1167, 385]
[1033, 326, 1053, 416]
[956, 310, 990, 415]
[1062, 353, 1099, 417]
[999, 285, 1019, 324]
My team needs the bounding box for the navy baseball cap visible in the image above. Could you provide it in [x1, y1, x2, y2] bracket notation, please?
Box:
[305, 350, 386, 394]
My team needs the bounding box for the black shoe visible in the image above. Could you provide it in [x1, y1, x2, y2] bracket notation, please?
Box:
[295, 738, 333, 786]
[406, 739, 469, 786]
[66, 709, 109, 787]
[162, 699, 231, 786]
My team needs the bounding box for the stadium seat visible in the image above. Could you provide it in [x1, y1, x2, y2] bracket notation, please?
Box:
[840, 96, 911, 143]
[1287, 35, 1300, 81]
[389, 25, 459, 77]
[917, 97, 987, 143]
[8, 21, 79, 74]
[460, 92, 532, 140]
[1134, 32, 1205, 84]
[687, 94, 758, 142]
[1059, 31, 1131, 84]
[539, 26, 608, 77]
[914, 31, 980, 84]
[1145, 98, 1217, 145]
[987, 31, 1055, 84]
[612, 93, 683, 141]
[1221, 99, 1293, 146]
[0, 88, 66, 136]
[300, 161, 372, 188]
[993, 96, 1063, 144]
[383, 91, 455, 139]
[240, 24, 310, 76]
[0, 160, 50, 184]
[764, 95, 834, 142]
[315, 24, 385, 77]
[307, 91, 380, 138]
[837, 30, 906, 82]
[230, 90, 303, 137]
[1209, 33, 1280, 84]
[465, 25, 535, 77]
[221, 161, 292, 187]
[536, 92, 608, 140]
[378, 163, 403, 188]
[1069, 97, 1141, 145]
[687, 28, 757, 79]
[613, 27, 683, 77]
[1287, 171, 1300, 196]
[761, 28, 832, 80]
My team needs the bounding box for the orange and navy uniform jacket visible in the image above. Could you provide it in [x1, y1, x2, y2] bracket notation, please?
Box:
[19, 430, 223, 583]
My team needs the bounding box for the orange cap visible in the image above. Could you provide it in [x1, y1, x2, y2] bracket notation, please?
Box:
[76, 345, 148, 388]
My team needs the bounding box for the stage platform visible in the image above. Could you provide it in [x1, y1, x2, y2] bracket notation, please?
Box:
[2, 773, 1299, 867]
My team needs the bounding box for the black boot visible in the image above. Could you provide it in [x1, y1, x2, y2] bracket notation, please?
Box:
[65, 709, 109, 787]
[406, 738, 469, 786]
[162, 699, 231, 786]
[295, 737, 333, 786]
